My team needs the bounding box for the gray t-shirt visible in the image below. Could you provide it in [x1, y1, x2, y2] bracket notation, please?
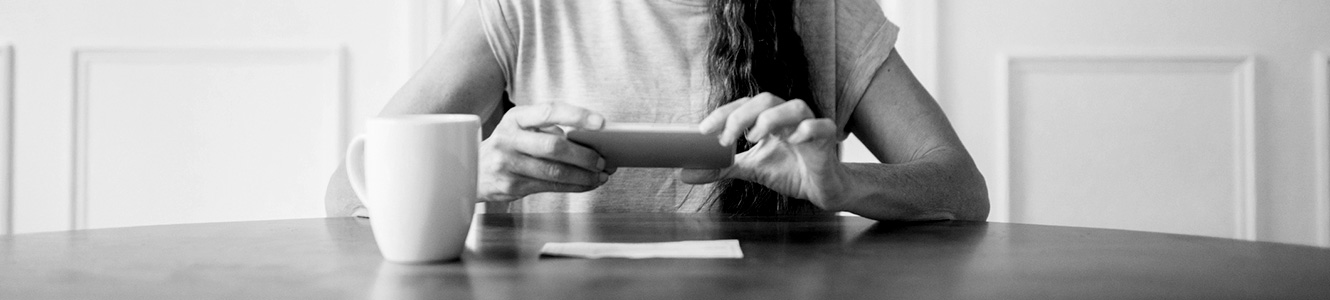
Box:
[477, 0, 899, 213]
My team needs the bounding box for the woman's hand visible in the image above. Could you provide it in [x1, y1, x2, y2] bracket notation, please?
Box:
[680, 92, 850, 210]
[478, 103, 614, 202]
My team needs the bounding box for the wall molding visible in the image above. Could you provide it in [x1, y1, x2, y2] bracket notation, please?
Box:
[1315, 51, 1330, 247]
[1, 45, 12, 235]
[70, 46, 346, 230]
[996, 51, 1258, 240]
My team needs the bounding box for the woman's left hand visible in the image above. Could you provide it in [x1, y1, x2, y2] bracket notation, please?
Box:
[680, 92, 849, 210]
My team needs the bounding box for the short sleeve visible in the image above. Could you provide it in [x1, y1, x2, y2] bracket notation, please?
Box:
[476, 0, 519, 85]
[833, 0, 900, 136]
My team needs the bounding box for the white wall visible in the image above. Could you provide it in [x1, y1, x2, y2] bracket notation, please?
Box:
[0, 0, 464, 233]
[874, 0, 1330, 246]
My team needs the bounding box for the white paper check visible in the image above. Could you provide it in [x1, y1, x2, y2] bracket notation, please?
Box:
[539, 239, 744, 259]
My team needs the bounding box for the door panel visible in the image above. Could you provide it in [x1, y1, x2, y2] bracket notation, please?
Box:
[76, 49, 342, 229]
[919, 0, 1330, 245]
[1005, 55, 1254, 239]
[0, 0, 423, 233]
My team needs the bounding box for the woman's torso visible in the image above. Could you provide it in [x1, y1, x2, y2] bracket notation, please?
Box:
[477, 0, 899, 213]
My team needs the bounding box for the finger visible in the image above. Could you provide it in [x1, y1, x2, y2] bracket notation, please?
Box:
[535, 125, 565, 135]
[504, 154, 608, 187]
[787, 118, 838, 144]
[698, 97, 750, 135]
[488, 175, 599, 202]
[505, 103, 606, 131]
[719, 93, 785, 146]
[512, 177, 599, 195]
[678, 155, 758, 184]
[746, 99, 815, 141]
[500, 130, 605, 172]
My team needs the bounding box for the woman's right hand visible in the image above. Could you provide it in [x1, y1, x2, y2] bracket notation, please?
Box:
[478, 103, 614, 202]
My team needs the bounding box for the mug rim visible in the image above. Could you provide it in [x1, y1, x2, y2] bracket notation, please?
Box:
[369, 114, 480, 124]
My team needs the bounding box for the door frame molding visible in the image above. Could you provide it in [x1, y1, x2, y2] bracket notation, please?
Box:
[1, 44, 13, 235]
[1315, 51, 1330, 247]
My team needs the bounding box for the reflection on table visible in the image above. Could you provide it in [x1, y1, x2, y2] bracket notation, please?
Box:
[3, 213, 1330, 299]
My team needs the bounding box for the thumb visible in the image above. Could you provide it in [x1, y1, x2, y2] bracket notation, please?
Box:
[679, 168, 728, 184]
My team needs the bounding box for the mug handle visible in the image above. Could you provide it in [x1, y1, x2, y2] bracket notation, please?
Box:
[345, 135, 371, 209]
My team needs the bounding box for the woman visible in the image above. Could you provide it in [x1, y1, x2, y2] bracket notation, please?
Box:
[326, 0, 989, 221]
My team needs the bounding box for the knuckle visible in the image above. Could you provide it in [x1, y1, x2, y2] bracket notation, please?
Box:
[493, 152, 516, 168]
[751, 114, 776, 132]
[756, 92, 783, 105]
[787, 99, 810, 111]
[493, 177, 517, 194]
[542, 163, 565, 179]
[480, 153, 502, 172]
[796, 120, 819, 132]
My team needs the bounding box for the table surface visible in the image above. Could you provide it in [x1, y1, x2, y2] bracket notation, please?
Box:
[3, 213, 1330, 300]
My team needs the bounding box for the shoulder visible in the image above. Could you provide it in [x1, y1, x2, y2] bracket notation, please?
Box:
[796, 0, 897, 37]
[835, 0, 892, 24]
[796, 0, 901, 134]
[795, 0, 899, 70]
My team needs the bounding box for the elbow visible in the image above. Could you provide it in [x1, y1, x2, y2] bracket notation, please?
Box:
[921, 147, 989, 222]
[953, 161, 990, 221]
[324, 165, 367, 217]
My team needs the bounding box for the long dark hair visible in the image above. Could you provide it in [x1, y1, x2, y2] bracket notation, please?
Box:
[706, 0, 822, 215]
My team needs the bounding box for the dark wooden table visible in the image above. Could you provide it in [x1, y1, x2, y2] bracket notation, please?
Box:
[2, 213, 1329, 299]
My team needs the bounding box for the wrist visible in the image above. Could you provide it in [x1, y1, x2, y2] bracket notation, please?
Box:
[819, 163, 862, 212]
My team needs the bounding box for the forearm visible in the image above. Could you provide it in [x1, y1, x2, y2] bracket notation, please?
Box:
[833, 148, 989, 221]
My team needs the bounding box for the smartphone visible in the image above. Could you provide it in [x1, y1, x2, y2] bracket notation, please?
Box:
[566, 123, 734, 169]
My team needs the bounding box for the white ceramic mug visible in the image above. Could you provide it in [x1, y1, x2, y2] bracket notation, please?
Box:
[345, 114, 480, 263]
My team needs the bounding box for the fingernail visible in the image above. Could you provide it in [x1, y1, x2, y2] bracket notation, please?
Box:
[599, 173, 610, 182]
[596, 158, 606, 170]
[587, 115, 605, 130]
